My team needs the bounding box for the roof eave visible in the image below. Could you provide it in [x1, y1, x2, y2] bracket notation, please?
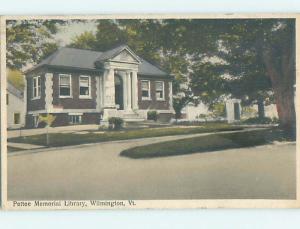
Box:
[25, 64, 105, 75]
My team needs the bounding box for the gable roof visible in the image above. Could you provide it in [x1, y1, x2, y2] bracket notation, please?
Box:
[7, 82, 24, 100]
[96, 44, 141, 63]
[26, 45, 169, 77]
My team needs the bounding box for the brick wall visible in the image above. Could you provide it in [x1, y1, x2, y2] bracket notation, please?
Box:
[27, 73, 46, 111]
[52, 72, 97, 109]
[137, 76, 171, 110]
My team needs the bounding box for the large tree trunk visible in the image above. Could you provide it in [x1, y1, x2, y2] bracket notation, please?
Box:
[263, 51, 296, 139]
[273, 85, 296, 137]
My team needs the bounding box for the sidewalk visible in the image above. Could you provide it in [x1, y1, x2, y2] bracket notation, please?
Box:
[8, 125, 100, 139]
[8, 142, 45, 150]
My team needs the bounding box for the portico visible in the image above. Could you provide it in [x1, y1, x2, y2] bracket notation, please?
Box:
[99, 56, 140, 122]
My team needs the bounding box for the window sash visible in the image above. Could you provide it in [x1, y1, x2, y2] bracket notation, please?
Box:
[79, 76, 90, 97]
[155, 81, 164, 99]
[32, 76, 41, 99]
[69, 115, 82, 124]
[14, 113, 21, 124]
[59, 74, 71, 97]
[141, 80, 150, 99]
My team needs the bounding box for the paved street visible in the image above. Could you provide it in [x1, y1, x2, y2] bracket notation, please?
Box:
[8, 136, 296, 200]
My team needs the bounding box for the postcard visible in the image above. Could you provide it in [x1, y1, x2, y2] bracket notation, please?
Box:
[0, 14, 299, 209]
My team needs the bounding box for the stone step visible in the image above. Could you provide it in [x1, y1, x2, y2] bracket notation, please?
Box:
[123, 117, 145, 122]
[122, 114, 140, 118]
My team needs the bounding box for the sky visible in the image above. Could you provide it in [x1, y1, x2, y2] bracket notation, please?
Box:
[54, 21, 98, 46]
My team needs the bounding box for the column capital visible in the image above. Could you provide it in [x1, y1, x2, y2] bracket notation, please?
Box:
[104, 66, 115, 72]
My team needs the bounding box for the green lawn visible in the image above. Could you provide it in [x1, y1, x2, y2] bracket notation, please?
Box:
[8, 123, 243, 147]
[120, 128, 287, 159]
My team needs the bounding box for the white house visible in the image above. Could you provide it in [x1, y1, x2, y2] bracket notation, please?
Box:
[7, 82, 26, 129]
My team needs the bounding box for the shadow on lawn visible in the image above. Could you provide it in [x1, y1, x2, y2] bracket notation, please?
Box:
[8, 124, 243, 148]
[120, 128, 293, 159]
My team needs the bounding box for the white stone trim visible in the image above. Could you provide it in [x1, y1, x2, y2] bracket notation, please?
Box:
[101, 75, 104, 108]
[95, 76, 102, 111]
[121, 72, 128, 110]
[138, 109, 175, 114]
[169, 81, 173, 109]
[157, 109, 175, 114]
[132, 71, 138, 110]
[104, 62, 139, 72]
[225, 98, 242, 123]
[28, 110, 46, 115]
[126, 71, 132, 110]
[103, 68, 115, 108]
[45, 73, 54, 112]
[28, 109, 99, 115]
[110, 46, 142, 64]
[68, 112, 83, 115]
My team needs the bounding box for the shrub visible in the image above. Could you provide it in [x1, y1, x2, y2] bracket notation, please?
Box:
[271, 117, 279, 124]
[242, 116, 275, 124]
[147, 110, 158, 121]
[211, 103, 226, 118]
[108, 117, 124, 130]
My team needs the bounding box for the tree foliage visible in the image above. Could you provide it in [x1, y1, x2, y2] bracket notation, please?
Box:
[7, 68, 25, 90]
[219, 19, 296, 134]
[6, 20, 66, 69]
[9, 19, 295, 136]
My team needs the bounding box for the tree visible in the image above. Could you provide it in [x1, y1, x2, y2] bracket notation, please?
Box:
[6, 20, 65, 69]
[169, 19, 295, 135]
[38, 114, 56, 146]
[219, 19, 296, 136]
[7, 68, 25, 90]
[69, 31, 97, 50]
[70, 20, 220, 118]
[69, 19, 296, 136]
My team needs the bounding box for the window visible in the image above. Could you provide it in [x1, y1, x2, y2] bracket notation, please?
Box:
[79, 76, 91, 98]
[155, 81, 164, 100]
[32, 76, 41, 99]
[69, 115, 82, 124]
[59, 74, 72, 97]
[6, 94, 9, 105]
[14, 113, 21, 125]
[141, 80, 150, 100]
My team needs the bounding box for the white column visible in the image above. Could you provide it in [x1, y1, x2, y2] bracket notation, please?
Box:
[95, 76, 102, 111]
[103, 68, 115, 108]
[132, 71, 138, 110]
[45, 73, 53, 112]
[169, 81, 173, 110]
[126, 71, 132, 110]
[121, 73, 128, 110]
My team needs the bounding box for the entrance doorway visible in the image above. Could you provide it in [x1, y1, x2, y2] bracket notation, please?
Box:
[115, 75, 124, 110]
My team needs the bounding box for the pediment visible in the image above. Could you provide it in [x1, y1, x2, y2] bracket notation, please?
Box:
[111, 49, 140, 64]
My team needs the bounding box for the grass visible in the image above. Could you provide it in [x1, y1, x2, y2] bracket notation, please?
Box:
[120, 128, 288, 159]
[8, 123, 243, 147]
